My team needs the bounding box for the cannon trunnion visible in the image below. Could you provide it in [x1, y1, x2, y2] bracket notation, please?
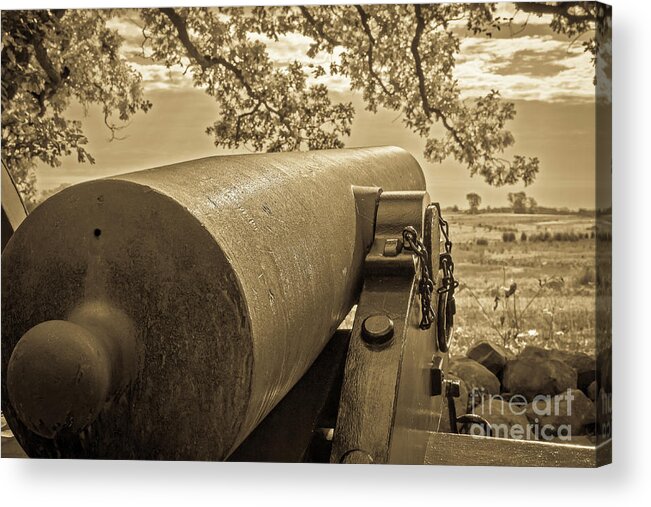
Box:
[2, 147, 453, 462]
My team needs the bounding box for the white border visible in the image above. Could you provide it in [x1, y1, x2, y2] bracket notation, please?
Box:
[1, 1, 649, 505]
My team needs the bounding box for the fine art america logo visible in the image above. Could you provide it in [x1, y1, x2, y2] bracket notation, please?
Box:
[467, 389, 583, 441]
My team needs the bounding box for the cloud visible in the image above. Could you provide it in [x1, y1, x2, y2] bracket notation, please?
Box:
[455, 36, 594, 102]
[491, 48, 571, 77]
[106, 15, 143, 41]
[106, 15, 198, 92]
[127, 61, 194, 91]
[106, 15, 148, 58]
[249, 32, 351, 92]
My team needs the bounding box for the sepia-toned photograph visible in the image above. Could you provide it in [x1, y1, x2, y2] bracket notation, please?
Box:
[1, 2, 611, 467]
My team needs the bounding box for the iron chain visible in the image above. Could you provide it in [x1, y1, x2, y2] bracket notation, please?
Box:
[437, 211, 459, 297]
[402, 226, 436, 329]
[402, 208, 458, 330]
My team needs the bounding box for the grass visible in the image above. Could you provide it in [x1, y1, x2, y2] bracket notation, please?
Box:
[447, 212, 611, 358]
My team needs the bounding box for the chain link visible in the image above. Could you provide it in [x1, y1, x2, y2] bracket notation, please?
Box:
[402, 209, 458, 330]
[437, 211, 459, 297]
[438, 211, 453, 255]
[402, 226, 436, 329]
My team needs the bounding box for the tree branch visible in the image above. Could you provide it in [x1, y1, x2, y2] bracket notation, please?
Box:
[32, 38, 63, 87]
[159, 7, 292, 126]
[30, 31, 70, 116]
[354, 5, 395, 97]
[516, 2, 594, 25]
[411, 5, 431, 118]
[298, 6, 340, 46]
[28, 11, 70, 96]
[159, 8, 256, 97]
[411, 5, 466, 150]
[235, 101, 262, 142]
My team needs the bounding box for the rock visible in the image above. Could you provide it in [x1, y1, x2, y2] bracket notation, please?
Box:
[526, 389, 595, 438]
[520, 345, 559, 361]
[439, 374, 469, 433]
[564, 353, 596, 393]
[448, 357, 501, 395]
[467, 341, 514, 376]
[587, 380, 597, 401]
[467, 397, 531, 440]
[520, 346, 595, 392]
[519, 345, 562, 361]
[502, 357, 577, 400]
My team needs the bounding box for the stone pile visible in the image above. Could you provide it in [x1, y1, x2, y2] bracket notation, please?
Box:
[441, 341, 611, 444]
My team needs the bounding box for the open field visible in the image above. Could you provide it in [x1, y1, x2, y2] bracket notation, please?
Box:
[447, 212, 611, 357]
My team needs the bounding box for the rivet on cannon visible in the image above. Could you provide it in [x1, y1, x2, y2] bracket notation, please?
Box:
[361, 314, 394, 347]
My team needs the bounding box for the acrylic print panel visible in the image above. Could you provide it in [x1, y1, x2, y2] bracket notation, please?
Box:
[1, 2, 611, 466]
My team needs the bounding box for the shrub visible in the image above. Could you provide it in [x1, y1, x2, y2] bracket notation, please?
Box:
[502, 231, 516, 242]
[520, 231, 527, 241]
[529, 231, 552, 242]
[476, 237, 488, 246]
[554, 231, 577, 241]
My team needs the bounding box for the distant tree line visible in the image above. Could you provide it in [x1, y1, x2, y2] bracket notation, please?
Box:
[452, 191, 602, 216]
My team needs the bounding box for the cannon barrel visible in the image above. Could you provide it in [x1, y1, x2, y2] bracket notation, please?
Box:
[1, 147, 425, 459]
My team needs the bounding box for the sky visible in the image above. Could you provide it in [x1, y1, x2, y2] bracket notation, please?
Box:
[33, 3, 599, 209]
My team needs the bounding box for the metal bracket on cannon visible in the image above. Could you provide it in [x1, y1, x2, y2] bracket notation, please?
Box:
[330, 190, 450, 464]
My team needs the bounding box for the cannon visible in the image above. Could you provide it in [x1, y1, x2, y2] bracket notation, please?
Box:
[1, 147, 606, 465]
[2, 147, 455, 462]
